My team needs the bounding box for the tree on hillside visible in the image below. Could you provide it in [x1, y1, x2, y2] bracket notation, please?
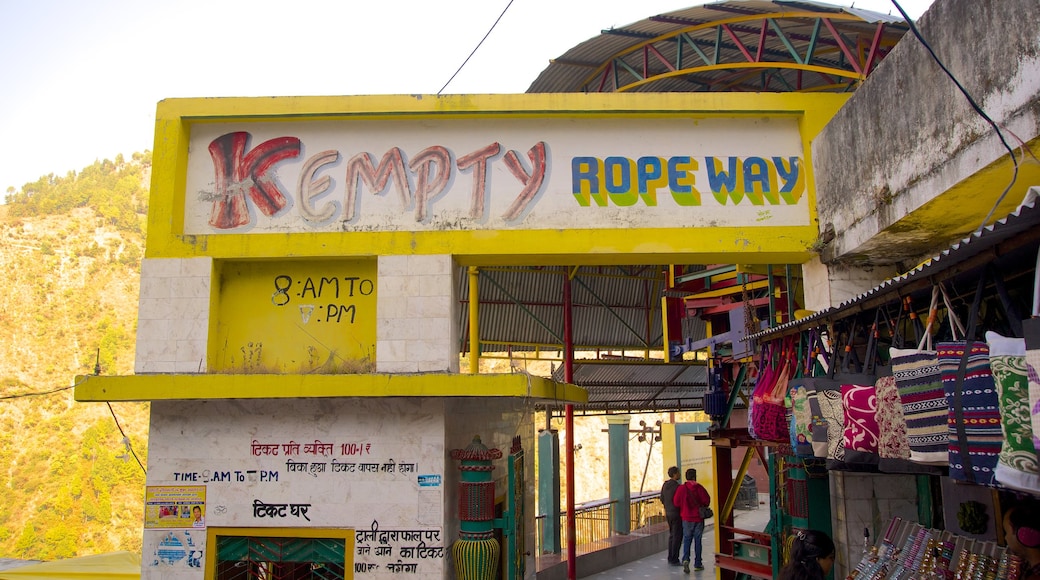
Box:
[4, 152, 151, 231]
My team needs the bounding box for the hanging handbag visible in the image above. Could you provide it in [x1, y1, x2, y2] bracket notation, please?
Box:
[840, 308, 885, 471]
[754, 338, 794, 443]
[891, 287, 949, 466]
[789, 330, 822, 458]
[938, 272, 1003, 486]
[986, 330, 1040, 492]
[878, 296, 946, 475]
[747, 342, 776, 440]
[818, 323, 853, 470]
[1024, 245, 1040, 462]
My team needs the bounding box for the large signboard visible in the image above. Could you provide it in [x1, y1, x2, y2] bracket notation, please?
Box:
[184, 117, 808, 235]
[148, 94, 845, 261]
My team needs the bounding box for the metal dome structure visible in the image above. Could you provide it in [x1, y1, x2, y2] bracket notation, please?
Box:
[528, 0, 908, 93]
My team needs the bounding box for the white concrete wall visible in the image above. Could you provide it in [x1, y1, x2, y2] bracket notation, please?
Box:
[376, 255, 459, 374]
[812, 0, 1040, 266]
[829, 472, 920, 580]
[135, 258, 212, 374]
[142, 398, 449, 580]
[802, 256, 898, 311]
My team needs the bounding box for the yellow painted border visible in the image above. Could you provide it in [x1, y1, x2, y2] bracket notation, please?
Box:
[73, 372, 588, 403]
[149, 92, 847, 265]
[203, 526, 354, 580]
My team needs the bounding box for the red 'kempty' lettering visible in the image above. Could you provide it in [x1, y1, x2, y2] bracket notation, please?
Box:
[208, 132, 301, 229]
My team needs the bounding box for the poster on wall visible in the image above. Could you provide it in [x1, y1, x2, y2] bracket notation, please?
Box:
[145, 485, 207, 529]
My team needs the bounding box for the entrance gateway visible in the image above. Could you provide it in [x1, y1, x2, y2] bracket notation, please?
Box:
[77, 92, 845, 579]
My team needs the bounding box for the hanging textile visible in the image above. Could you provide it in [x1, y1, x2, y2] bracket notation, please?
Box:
[938, 274, 1003, 486]
[1025, 244, 1040, 462]
[938, 340, 1001, 485]
[986, 330, 1040, 492]
[840, 310, 885, 471]
[789, 331, 824, 458]
[751, 336, 794, 443]
[874, 303, 942, 474]
[891, 288, 949, 466]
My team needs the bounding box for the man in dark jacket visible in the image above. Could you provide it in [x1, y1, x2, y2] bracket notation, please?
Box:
[660, 466, 682, 566]
[673, 467, 711, 573]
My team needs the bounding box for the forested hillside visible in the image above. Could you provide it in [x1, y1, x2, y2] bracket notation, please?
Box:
[0, 154, 151, 559]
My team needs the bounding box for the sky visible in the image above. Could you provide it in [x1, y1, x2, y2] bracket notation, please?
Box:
[0, 0, 934, 194]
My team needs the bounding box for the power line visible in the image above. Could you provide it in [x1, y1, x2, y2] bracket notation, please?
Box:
[0, 378, 146, 474]
[0, 384, 75, 400]
[889, 0, 1019, 230]
[108, 402, 147, 475]
[438, 0, 516, 95]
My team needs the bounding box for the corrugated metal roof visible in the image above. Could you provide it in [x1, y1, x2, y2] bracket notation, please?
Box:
[550, 361, 711, 413]
[749, 196, 1040, 341]
[459, 265, 669, 352]
[528, 0, 908, 94]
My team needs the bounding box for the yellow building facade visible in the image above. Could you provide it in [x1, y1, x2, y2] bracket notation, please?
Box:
[76, 92, 845, 580]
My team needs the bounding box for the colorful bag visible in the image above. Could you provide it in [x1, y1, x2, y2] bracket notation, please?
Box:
[938, 274, 1003, 486]
[838, 313, 884, 470]
[987, 331, 1040, 492]
[789, 379, 818, 458]
[875, 375, 911, 461]
[755, 359, 792, 442]
[751, 338, 794, 442]
[788, 331, 825, 457]
[747, 343, 775, 440]
[891, 287, 948, 466]
[939, 340, 1001, 485]
[1025, 245, 1040, 462]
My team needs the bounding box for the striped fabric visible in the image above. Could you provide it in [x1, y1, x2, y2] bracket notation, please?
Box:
[938, 341, 1001, 486]
[891, 347, 949, 465]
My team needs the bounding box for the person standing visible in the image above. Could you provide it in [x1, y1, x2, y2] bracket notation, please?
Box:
[673, 467, 711, 573]
[661, 466, 682, 566]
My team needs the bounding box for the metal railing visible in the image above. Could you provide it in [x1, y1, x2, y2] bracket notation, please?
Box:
[536, 491, 666, 554]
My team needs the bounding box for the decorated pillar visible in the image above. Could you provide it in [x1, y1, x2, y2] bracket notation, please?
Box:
[451, 435, 502, 580]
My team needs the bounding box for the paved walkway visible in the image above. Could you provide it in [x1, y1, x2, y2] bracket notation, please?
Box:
[583, 499, 772, 580]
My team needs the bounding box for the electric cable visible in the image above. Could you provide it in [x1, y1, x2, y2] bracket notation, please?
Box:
[107, 401, 147, 475]
[437, 0, 515, 95]
[889, 0, 1019, 230]
[0, 384, 75, 400]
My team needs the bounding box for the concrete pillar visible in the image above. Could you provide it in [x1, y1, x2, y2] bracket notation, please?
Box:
[607, 415, 632, 535]
[802, 256, 898, 313]
[537, 430, 561, 554]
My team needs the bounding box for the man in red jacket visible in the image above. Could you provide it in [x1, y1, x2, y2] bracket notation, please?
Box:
[673, 467, 711, 573]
